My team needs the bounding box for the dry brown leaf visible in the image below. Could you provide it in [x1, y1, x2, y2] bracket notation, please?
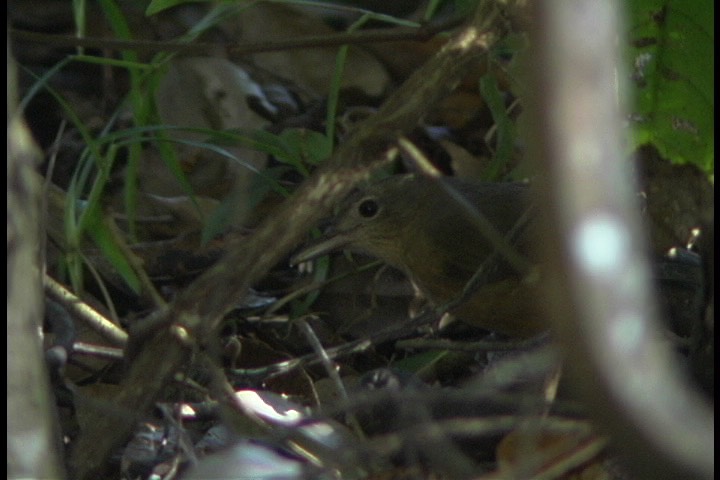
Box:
[228, 3, 391, 98]
[153, 57, 271, 228]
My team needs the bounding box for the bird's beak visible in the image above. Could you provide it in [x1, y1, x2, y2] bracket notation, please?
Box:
[289, 230, 353, 266]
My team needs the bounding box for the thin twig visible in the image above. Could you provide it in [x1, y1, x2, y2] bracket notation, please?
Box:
[45, 275, 128, 346]
[10, 16, 463, 56]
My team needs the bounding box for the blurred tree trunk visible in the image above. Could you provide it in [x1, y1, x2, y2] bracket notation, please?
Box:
[7, 35, 65, 480]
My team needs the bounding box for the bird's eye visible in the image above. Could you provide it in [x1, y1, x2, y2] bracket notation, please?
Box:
[358, 199, 379, 218]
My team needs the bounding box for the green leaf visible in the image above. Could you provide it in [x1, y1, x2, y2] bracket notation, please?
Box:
[452, 0, 480, 17]
[627, 0, 714, 174]
[279, 128, 333, 167]
[98, 0, 152, 239]
[479, 74, 517, 180]
[85, 208, 142, 294]
[146, 0, 211, 16]
[393, 350, 450, 374]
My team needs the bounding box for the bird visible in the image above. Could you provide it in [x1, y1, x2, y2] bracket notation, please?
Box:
[291, 174, 544, 338]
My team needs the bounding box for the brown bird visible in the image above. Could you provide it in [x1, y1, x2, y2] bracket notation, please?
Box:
[292, 174, 544, 337]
